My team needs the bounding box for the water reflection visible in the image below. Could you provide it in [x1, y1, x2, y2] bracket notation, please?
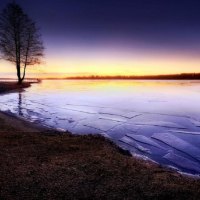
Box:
[18, 92, 23, 116]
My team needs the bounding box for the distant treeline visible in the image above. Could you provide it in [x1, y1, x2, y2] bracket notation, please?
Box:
[65, 73, 200, 80]
[3, 73, 200, 80]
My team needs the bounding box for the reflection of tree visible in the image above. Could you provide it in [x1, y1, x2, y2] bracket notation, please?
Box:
[18, 92, 23, 116]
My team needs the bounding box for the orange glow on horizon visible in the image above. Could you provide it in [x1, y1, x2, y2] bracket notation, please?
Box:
[1, 50, 200, 78]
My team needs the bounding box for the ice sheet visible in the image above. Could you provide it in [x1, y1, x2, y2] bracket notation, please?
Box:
[152, 133, 200, 161]
[126, 134, 165, 150]
[1, 79, 200, 174]
[164, 151, 200, 173]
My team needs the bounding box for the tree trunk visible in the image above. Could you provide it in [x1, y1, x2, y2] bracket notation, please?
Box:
[21, 64, 27, 82]
[17, 64, 22, 84]
[18, 79, 23, 84]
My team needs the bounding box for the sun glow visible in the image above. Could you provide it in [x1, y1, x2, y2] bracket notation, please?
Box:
[1, 47, 200, 78]
[36, 51, 200, 77]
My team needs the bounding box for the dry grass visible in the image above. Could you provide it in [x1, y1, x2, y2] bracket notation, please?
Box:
[0, 129, 200, 199]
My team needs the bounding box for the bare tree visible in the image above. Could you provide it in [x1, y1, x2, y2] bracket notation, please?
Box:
[0, 2, 44, 84]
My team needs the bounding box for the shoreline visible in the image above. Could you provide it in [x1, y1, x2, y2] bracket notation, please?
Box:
[0, 82, 200, 199]
[2, 107, 200, 179]
[0, 81, 31, 94]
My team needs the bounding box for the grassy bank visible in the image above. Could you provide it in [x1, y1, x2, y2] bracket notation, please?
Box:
[0, 83, 200, 199]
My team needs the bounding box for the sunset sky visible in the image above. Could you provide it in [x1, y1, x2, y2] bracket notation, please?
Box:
[1, 0, 200, 78]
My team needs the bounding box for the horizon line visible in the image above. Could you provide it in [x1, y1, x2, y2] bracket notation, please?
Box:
[1, 72, 200, 80]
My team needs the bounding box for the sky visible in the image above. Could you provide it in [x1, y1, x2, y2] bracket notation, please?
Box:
[1, 0, 200, 78]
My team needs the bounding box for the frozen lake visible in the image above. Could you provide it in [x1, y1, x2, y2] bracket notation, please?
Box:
[1, 79, 200, 175]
